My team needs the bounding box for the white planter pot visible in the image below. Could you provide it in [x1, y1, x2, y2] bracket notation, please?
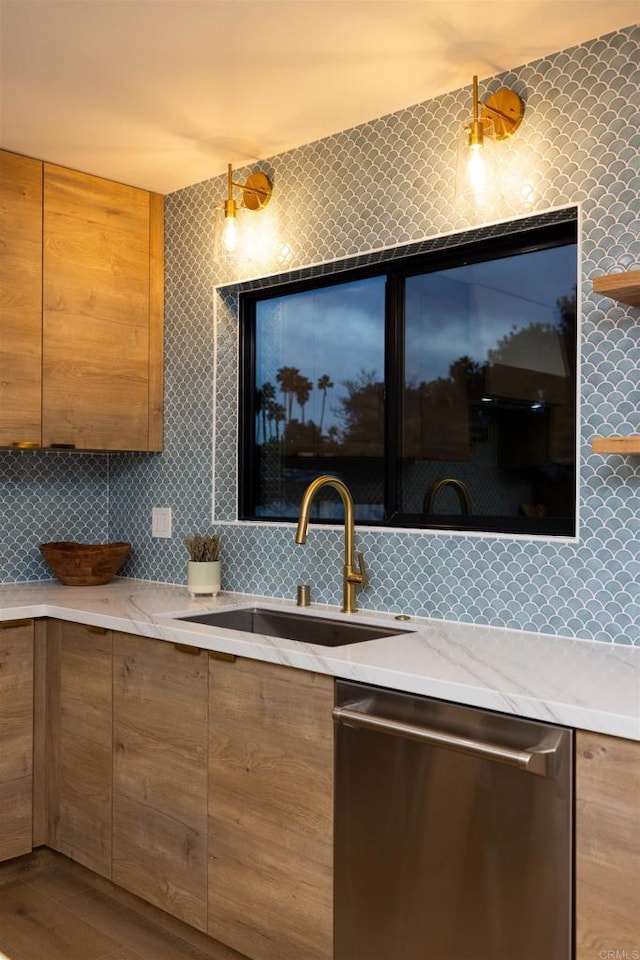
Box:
[187, 560, 221, 597]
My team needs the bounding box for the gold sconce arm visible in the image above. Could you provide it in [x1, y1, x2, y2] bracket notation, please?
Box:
[226, 163, 272, 210]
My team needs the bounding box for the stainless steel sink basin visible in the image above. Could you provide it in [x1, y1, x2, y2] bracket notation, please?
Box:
[177, 607, 413, 647]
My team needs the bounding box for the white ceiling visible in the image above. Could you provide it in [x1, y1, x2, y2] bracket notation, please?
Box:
[0, 1, 637, 194]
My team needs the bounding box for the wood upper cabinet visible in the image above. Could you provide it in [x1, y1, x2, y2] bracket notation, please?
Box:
[0, 148, 163, 451]
[112, 633, 209, 931]
[43, 164, 164, 451]
[0, 151, 43, 448]
[576, 730, 640, 958]
[46, 620, 113, 878]
[0, 619, 34, 862]
[208, 656, 334, 960]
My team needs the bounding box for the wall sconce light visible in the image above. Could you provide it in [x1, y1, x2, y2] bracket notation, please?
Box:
[220, 162, 272, 254]
[455, 75, 524, 209]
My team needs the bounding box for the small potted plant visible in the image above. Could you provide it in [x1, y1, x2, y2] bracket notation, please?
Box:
[184, 533, 221, 597]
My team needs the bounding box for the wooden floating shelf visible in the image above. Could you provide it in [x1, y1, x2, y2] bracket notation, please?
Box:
[591, 436, 640, 455]
[592, 269, 640, 307]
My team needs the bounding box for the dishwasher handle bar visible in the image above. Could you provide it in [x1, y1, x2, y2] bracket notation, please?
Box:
[333, 704, 561, 778]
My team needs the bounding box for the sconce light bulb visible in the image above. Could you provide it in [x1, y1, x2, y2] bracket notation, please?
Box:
[223, 216, 236, 252]
[222, 200, 237, 253]
[467, 142, 488, 199]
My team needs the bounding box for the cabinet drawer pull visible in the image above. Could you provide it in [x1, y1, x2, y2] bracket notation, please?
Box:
[86, 625, 108, 635]
[12, 441, 40, 449]
[208, 650, 236, 663]
[49, 443, 76, 449]
[0, 618, 32, 629]
[174, 642, 201, 655]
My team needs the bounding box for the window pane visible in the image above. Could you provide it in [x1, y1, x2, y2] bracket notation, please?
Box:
[242, 214, 577, 536]
[253, 276, 386, 521]
[400, 245, 577, 531]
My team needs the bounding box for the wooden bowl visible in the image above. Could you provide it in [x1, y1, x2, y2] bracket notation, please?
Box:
[39, 541, 131, 586]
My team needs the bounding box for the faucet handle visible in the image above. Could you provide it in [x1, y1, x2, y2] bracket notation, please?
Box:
[356, 551, 369, 589]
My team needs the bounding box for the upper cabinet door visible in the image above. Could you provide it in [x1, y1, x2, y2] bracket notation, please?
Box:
[42, 164, 163, 451]
[0, 151, 43, 448]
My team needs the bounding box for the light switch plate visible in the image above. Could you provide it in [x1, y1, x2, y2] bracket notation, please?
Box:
[152, 507, 172, 538]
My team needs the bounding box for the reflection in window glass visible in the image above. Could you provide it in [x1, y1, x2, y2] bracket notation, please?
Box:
[254, 276, 386, 521]
[401, 246, 576, 527]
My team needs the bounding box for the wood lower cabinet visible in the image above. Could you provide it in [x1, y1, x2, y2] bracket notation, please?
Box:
[0, 151, 43, 448]
[576, 731, 640, 958]
[20, 615, 640, 960]
[208, 656, 334, 960]
[0, 619, 34, 862]
[46, 621, 113, 877]
[112, 634, 209, 931]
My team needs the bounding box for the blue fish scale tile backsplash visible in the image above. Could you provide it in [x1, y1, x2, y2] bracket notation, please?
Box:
[3, 24, 639, 645]
[0, 451, 108, 581]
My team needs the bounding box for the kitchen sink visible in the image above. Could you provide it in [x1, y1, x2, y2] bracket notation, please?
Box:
[176, 607, 414, 647]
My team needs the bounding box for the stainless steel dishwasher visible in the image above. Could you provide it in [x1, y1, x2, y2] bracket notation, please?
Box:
[334, 680, 573, 960]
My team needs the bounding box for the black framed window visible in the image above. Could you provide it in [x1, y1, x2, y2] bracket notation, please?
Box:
[239, 214, 578, 536]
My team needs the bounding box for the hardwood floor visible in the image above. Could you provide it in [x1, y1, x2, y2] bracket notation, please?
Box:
[0, 850, 247, 960]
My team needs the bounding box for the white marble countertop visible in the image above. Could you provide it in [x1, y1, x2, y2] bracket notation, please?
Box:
[1, 578, 638, 741]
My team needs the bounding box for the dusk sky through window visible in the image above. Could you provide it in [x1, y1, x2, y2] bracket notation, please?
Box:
[255, 244, 576, 435]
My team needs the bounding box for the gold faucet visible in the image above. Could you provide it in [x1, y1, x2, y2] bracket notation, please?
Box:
[424, 477, 472, 515]
[295, 475, 368, 614]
